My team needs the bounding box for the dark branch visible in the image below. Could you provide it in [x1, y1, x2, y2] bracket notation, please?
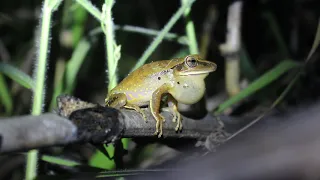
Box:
[0, 113, 78, 153]
[0, 95, 231, 153]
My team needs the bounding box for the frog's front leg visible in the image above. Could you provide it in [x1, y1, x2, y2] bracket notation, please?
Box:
[105, 93, 146, 121]
[150, 84, 171, 138]
[166, 94, 182, 131]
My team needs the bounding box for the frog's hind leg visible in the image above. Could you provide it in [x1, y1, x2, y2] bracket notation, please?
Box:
[124, 103, 147, 122]
[105, 93, 147, 122]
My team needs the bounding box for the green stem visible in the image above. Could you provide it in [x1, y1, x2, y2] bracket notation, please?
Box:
[31, 6, 51, 115]
[102, 0, 117, 91]
[182, 0, 199, 54]
[130, 0, 195, 72]
[26, 0, 62, 179]
[75, 0, 102, 21]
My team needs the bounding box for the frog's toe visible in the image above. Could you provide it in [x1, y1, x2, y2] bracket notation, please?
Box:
[174, 113, 182, 132]
[172, 112, 177, 123]
[141, 111, 147, 122]
[176, 121, 183, 131]
[153, 130, 158, 136]
[153, 115, 164, 138]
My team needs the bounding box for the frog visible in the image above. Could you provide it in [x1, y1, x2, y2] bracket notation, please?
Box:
[105, 54, 217, 138]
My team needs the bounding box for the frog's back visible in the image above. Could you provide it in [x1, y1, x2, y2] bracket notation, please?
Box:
[109, 59, 179, 105]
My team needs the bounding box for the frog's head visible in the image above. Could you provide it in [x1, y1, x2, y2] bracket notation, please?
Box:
[173, 54, 217, 76]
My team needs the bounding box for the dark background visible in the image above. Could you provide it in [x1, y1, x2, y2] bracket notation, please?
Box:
[0, 0, 320, 179]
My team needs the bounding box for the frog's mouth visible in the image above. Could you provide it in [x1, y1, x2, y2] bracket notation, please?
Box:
[178, 70, 214, 76]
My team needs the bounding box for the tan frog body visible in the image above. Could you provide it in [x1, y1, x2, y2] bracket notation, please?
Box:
[105, 54, 217, 137]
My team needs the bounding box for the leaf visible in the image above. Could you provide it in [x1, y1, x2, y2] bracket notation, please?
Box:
[306, 18, 320, 62]
[89, 144, 115, 170]
[0, 62, 34, 90]
[41, 155, 80, 167]
[65, 38, 90, 94]
[0, 74, 13, 115]
[214, 60, 301, 114]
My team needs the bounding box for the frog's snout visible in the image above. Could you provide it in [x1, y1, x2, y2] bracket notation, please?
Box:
[210, 62, 217, 72]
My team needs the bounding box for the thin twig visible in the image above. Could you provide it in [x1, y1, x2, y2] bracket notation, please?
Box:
[89, 25, 188, 45]
[200, 5, 218, 58]
[131, 0, 195, 72]
[219, 1, 243, 96]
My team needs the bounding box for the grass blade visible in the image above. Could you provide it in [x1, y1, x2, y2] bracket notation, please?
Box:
[49, 59, 65, 111]
[0, 62, 34, 90]
[306, 18, 320, 62]
[181, 0, 199, 54]
[214, 60, 301, 114]
[0, 74, 13, 115]
[65, 38, 91, 94]
[130, 0, 196, 72]
[41, 155, 81, 167]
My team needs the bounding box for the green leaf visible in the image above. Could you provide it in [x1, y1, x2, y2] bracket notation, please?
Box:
[214, 60, 301, 114]
[49, 60, 65, 111]
[0, 62, 35, 90]
[0, 74, 13, 115]
[65, 38, 90, 94]
[41, 155, 80, 167]
[306, 18, 320, 62]
[89, 144, 114, 170]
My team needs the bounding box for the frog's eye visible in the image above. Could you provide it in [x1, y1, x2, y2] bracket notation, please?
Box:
[185, 56, 198, 68]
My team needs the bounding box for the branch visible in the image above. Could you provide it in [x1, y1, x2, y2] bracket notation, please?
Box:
[56, 95, 230, 140]
[0, 113, 77, 153]
[0, 95, 231, 153]
[131, 101, 320, 180]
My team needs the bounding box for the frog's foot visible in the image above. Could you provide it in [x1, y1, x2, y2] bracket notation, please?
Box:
[124, 104, 147, 122]
[166, 97, 183, 132]
[153, 114, 164, 138]
[172, 110, 182, 131]
[161, 107, 182, 131]
[150, 84, 171, 138]
[171, 109, 182, 131]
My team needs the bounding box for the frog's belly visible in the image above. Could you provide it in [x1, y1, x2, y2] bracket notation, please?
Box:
[124, 90, 153, 106]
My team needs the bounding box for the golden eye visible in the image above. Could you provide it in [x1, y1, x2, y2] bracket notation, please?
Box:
[185, 56, 197, 68]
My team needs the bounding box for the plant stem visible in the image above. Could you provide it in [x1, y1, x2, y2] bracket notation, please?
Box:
[102, 0, 117, 91]
[26, 0, 62, 179]
[75, 0, 102, 21]
[130, 0, 195, 72]
[182, 0, 199, 54]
